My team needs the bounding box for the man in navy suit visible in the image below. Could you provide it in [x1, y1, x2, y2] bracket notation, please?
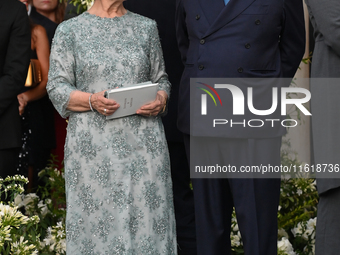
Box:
[176, 0, 305, 254]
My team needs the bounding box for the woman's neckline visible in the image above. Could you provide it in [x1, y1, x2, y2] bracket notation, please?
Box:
[84, 10, 130, 20]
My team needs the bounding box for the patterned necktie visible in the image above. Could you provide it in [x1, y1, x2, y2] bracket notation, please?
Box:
[224, 0, 230, 5]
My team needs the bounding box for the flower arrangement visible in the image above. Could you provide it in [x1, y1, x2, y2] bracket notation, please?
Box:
[0, 175, 39, 254]
[230, 146, 318, 255]
[0, 160, 66, 255]
[1, 155, 318, 254]
[231, 176, 318, 255]
[41, 222, 66, 254]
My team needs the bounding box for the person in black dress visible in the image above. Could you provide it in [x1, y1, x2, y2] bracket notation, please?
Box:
[27, 0, 67, 172]
[17, 0, 52, 190]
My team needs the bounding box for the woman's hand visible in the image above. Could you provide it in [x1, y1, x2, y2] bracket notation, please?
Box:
[17, 93, 28, 116]
[90, 90, 120, 116]
[136, 90, 167, 117]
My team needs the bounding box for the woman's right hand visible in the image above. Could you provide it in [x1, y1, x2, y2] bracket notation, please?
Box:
[90, 90, 120, 116]
[17, 93, 28, 116]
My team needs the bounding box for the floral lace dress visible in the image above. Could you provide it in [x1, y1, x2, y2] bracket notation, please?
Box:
[47, 11, 176, 255]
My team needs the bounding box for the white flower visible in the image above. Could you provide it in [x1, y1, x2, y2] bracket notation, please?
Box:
[28, 215, 40, 224]
[43, 236, 52, 246]
[56, 221, 63, 229]
[38, 200, 49, 216]
[303, 218, 316, 240]
[24, 193, 39, 202]
[85, 0, 94, 10]
[0, 225, 12, 243]
[232, 223, 239, 232]
[291, 217, 316, 241]
[57, 230, 65, 238]
[46, 227, 52, 235]
[278, 237, 296, 255]
[291, 223, 303, 237]
[10, 235, 37, 255]
[14, 194, 23, 207]
[231, 232, 241, 247]
[54, 168, 60, 176]
[49, 242, 56, 252]
[60, 239, 66, 252]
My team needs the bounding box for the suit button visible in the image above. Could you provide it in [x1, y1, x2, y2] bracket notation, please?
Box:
[245, 43, 251, 49]
[200, 39, 205, 45]
[238, 67, 243, 73]
[255, 19, 261, 25]
[196, 14, 200, 20]
[199, 65, 204, 70]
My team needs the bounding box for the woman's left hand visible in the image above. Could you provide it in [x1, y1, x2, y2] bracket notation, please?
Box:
[136, 91, 167, 117]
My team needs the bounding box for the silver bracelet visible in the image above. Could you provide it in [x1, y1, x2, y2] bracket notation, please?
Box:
[89, 94, 94, 112]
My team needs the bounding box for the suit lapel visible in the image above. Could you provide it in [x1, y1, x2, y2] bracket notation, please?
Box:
[198, 0, 225, 26]
[203, 0, 257, 38]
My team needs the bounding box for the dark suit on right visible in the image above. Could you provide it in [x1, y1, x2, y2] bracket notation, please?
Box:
[305, 0, 340, 254]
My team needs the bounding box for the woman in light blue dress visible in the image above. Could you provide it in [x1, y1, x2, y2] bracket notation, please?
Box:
[46, 0, 177, 254]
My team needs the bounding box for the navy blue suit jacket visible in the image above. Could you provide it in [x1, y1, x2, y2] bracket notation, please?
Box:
[176, 0, 305, 138]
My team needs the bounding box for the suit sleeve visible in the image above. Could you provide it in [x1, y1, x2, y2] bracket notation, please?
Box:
[305, 0, 340, 57]
[0, 5, 30, 116]
[175, 0, 190, 65]
[279, 0, 306, 78]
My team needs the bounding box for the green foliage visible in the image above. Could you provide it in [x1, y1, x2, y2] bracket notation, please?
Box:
[230, 176, 318, 255]
[278, 178, 318, 231]
[301, 53, 312, 65]
[37, 157, 66, 222]
[69, 0, 93, 14]
[0, 175, 27, 201]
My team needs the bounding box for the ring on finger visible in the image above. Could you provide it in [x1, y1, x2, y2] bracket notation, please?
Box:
[104, 109, 107, 113]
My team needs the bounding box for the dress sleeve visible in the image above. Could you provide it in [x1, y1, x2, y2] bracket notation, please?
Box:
[47, 23, 77, 118]
[148, 21, 171, 97]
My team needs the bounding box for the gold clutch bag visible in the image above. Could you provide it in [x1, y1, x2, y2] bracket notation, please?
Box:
[25, 59, 42, 87]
